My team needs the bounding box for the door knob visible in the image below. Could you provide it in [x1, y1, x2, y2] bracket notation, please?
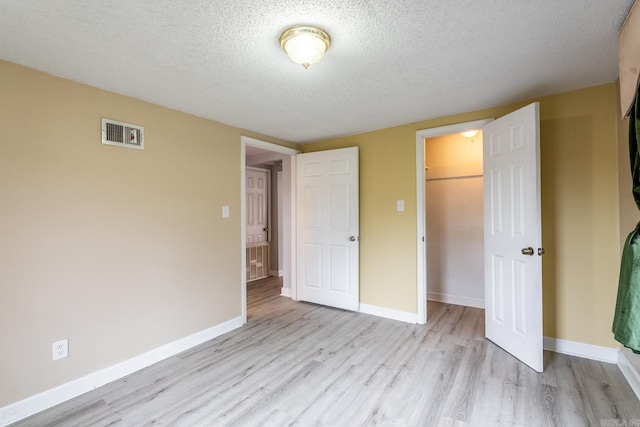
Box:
[538, 248, 545, 256]
[521, 247, 534, 256]
[349, 236, 357, 242]
[263, 228, 269, 232]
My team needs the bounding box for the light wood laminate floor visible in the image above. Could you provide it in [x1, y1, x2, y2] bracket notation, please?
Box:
[12, 277, 640, 426]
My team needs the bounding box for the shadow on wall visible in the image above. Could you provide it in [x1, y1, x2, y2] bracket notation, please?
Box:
[540, 115, 594, 339]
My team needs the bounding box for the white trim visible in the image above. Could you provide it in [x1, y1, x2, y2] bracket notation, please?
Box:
[415, 132, 426, 324]
[242, 136, 299, 156]
[280, 287, 292, 298]
[427, 292, 485, 309]
[417, 119, 495, 140]
[537, 338, 640, 401]
[240, 141, 248, 324]
[288, 157, 298, 301]
[618, 350, 640, 402]
[0, 317, 243, 427]
[543, 337, 619, 363]
[415, 119, 494, 325]
[359, 303, 418, 324]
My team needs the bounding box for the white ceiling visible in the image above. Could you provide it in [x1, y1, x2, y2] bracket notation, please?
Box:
[0, 0, 634, 144]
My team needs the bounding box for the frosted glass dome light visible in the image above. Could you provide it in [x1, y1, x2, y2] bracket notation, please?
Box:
[461, 130, 479, 138]
[280, 26, 331, 69]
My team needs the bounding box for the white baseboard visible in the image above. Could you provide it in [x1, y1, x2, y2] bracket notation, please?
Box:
[0, 317, 243, 427]
[427, 292, 484, 309]
[4, 314, 637, 426]
[280, 287, 292, 298]
[543, 337, 619, 363]
[538, 338, 640, 400]
[359, 303, 417, 324]
[618, 349, 640, 402]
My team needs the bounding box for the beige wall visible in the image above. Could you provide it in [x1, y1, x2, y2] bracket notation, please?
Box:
[303, 83, 622, 348]
[302, 126, 420, 311]
[1, 57, 631, 408]
[0, 60, 295, 407]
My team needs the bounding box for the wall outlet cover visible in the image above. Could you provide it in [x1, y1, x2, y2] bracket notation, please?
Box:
[52, 339, 69, 361]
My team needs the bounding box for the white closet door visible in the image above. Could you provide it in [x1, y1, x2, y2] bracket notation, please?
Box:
[483, 102, 543, 372]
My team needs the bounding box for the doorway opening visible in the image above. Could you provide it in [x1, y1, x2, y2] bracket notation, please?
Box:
[424, 131, 485, 309]
[415, 119, 493, 324]
[245, 165, 273, 283]
[241, 136, 300, 323]
[416, 104, 543, 371]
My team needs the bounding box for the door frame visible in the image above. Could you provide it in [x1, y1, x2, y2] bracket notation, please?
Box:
[241, 136, 300, 323]
[415, 119, 494, 324]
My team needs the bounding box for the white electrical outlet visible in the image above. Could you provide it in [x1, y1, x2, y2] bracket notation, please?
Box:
[52, 339, 69, 361]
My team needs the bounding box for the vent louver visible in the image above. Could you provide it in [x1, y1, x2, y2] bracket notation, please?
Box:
[101, 118, 144, 150]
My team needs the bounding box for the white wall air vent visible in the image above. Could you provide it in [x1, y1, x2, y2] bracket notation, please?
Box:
[101, 118, 144, 150]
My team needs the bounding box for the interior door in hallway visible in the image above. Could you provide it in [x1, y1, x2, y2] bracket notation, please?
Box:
[246, 167, 269, 244]
[296, 147, 359, 311]
[483, 102, 543, 372]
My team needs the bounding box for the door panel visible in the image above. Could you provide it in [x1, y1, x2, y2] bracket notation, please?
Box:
[246, 168, 269, 244]
[296, 147, 359, 311]
[483, 102, 543, 372]
[491, 254, 505, 324]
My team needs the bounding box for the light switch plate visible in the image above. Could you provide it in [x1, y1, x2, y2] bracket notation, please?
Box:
[222, 206, 230, 218]
[397, 200, 405, 212]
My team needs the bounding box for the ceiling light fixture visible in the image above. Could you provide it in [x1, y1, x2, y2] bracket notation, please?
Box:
[279, 26, 331, 69]
[461, 130, 479, 138]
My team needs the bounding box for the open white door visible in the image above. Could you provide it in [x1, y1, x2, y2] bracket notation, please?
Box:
[296, 147, 359, 311]
[483, 102, 543, 372]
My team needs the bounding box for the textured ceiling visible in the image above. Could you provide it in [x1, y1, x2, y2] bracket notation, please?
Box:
[0, 0, 634, 143]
